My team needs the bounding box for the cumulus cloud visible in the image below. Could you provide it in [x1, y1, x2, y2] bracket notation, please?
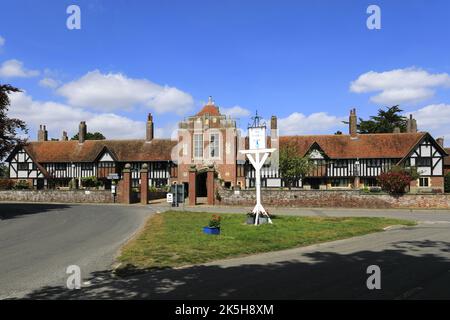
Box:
[350, 67, 450, 105]
[7, 91, 148, 140]
[39, 77, 60, 89]
[221, 105, 251, 118]
[56, 70, 194, 115]
[0, 59, 40, 78]
[278, 112, 346, 135]
[410, 104, 450, 141]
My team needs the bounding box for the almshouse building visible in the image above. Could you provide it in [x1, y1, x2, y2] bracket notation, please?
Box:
[5, 98, 449, 196]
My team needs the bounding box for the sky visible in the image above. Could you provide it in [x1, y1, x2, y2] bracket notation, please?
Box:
[1, 0, 450, 143]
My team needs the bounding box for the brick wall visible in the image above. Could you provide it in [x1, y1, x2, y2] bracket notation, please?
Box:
[0, 190, 114, 204]
[218, 189, 450, 209]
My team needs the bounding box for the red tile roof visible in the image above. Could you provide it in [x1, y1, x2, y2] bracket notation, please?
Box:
[196, 104, 221, 116]
[279, 133, 426, 159]
[23, 139, 177, 163]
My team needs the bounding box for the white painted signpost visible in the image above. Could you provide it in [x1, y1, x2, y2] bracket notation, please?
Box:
[240, 113, 276, 225]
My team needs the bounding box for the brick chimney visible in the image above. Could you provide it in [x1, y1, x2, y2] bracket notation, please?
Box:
[79, 121, 87, 144]
[37, 125, 48, 142]
[146, 113, 154, 142]
[436, 137, 444, 147]
[62, 131, 68, 141]
[407, 114, 418, 133]
[270, 115, 278, 137]
[349, 108, 358, 137]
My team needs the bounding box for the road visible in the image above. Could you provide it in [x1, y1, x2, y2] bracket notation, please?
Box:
[0, 203, 153, 299]
[1, 203, 450, 299]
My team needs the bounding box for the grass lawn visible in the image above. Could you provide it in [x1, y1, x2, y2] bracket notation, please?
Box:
[118, 211, 415, 270]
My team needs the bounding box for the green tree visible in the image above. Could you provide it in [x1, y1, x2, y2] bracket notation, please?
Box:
[71, 132, 106, 140]
[0, 162, 8, 178]
[0, 84, 27, 159]
[445, 172, 450, 193]
[344, 105, 408, 134]
[279, 141, 316, 189]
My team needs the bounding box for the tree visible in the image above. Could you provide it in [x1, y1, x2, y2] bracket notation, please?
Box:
[0, 84, 27, 159]
[344, 105, 408, 134]
[71, 132, 106, 140]
[279, 141, 316, 189]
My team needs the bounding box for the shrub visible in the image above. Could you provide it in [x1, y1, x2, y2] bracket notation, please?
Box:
[377, 171, 413, 195]
[14, 180, 30, 190]
[0, 179, 15, 190]
[81, 176, 102, 189]
[445, 172, 450, 193]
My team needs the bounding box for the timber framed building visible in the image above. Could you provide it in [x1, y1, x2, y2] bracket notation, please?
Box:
[6, 98, 449, 194]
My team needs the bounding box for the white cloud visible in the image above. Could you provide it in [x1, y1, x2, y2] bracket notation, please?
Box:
[7, 91, 148, 140]
[221, 105, 251, 118]
[39, 77, 60, 89]
[0, 36, 5, 48]
[350, 67, 450, 105]
[0, 59, 40, 78]
[278, 112, 346, 135]
[410, 104, 450, 142]
[56, 70, 194, 115]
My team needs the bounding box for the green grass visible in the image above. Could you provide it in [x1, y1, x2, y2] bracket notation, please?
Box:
[118, 211, 415, 269]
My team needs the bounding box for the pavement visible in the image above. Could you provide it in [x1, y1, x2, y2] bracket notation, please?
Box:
[1, 203, 450, 299]
[0, 203, 154, 299]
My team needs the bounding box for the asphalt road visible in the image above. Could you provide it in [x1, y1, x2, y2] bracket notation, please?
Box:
[0, 203, 153, 299]
[2, 203, 450, 299]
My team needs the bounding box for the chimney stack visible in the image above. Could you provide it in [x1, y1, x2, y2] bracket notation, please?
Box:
[62, 131, 68, 141]
[349, 108, 357, 137]
[270, 115, 278, 138]
[146, 113, 154, 142]
[436, 137, 444, 147]
[407, 114, 418, 133]
[79, 121, 87, 144]
[37, 125, 48, 142]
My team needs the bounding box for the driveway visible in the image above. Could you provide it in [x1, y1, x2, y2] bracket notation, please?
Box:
[0, 203, 154, 299]
[10, 206, 450, 300]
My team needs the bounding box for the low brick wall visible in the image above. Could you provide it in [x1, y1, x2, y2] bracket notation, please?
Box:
[218, 189, 450, 209]
[0, 190, 114, 204]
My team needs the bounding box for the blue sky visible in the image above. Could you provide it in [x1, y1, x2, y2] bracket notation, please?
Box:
[1, 0, 450, 142]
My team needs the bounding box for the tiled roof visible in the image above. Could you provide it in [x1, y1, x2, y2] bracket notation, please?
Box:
[24, 139, 177, 163]
[196, 104, 221, 116]
[279, 133, 426, 159]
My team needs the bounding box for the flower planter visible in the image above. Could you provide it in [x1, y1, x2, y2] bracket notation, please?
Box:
[203, 226, 220, 235]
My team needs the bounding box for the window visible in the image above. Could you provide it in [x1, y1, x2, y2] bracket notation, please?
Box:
[419, 177, 429, 187]
[81, 163, 93, 170]
[55, 163, 66, 171]
[367, 159, 381, 167]
[194, 134, 203, 158]
[331, 178, 349, 187]
[334, 160, 347, 168]
[416, 157, 432, 166]
[210, 133, 220, 158]
[17, 163, 28, 170]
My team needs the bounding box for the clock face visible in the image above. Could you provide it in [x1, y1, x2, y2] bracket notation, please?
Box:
[249, 127, 266, 150]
